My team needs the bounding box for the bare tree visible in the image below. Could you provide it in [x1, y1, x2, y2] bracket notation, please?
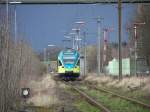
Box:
[0, 5, 45, 112]
[86, 45, 97, 72]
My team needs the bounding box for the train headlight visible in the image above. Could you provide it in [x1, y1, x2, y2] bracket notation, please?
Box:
[21, 88, 30, 98]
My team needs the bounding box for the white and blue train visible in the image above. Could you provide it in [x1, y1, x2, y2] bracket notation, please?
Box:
[57, 48, 80, 79]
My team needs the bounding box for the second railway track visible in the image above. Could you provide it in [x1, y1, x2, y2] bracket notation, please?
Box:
[81, 81, 150, 111]
[62, 80, 150, 112]
[85, 83, 150, 109]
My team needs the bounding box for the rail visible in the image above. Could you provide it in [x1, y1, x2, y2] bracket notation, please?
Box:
[64, 81, 112, 112]
[86, 83, 150, 109]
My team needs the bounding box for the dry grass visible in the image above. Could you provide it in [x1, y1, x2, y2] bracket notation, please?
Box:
[26, 74, 58, 107]
[85, 73, 150, 94]
[142, 77, 150, 93]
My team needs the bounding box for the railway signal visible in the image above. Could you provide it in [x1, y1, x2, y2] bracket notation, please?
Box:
[21, 88, 30, 98]
[103, 27, 114, 71]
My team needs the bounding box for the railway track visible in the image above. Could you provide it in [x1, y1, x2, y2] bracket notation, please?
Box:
[53, 76, 150, 111]
[84, 82, 150, 109]
[62, 80, 150, 112]
[63, 81, 112, 112]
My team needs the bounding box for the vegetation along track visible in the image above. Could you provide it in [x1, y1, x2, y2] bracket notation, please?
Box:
[83, 82, 150, 109]
[63, 81, 111, 112]
[71, 81, 150, 112]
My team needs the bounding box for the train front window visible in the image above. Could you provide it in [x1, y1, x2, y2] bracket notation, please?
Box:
[58, 60, 62, 66]
[63, 55, 76, 64]
[63, 59, 75, 64]
[77, 59, 80, 66]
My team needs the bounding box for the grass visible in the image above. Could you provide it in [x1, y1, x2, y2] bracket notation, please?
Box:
[34, 107, 52, 112]
[100, 85, 150, 104]
[79, 85, 150, 112]
[85, 76, 150, 105]
[74, 100, 101, 112]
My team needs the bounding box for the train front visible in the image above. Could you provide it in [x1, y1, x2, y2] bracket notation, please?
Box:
[57, 49, 80, 79]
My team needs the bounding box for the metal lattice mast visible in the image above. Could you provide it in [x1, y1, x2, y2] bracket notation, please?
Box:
[133, 22, 145, 75]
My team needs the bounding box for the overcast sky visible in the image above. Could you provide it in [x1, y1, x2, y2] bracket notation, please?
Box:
[13, 4, 135, 52]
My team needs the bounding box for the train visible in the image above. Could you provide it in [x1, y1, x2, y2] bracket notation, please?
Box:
[57, 48, 80, 79]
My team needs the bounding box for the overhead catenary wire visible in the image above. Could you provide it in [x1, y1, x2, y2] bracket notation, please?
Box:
[1, 0, 150, 4]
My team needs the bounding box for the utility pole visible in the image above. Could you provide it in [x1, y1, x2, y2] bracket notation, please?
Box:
[96, 17, 103, 76]
[83, 32, 87, 76]
[14, 5, 17, 45]
[9, 2, 22, 45]
[6, 0, 9, 30]
[134, 25, 137, 76]
[44, 48, 46, 62]
[47, 44, 56, 73]
[76, 29, 80, 50]
[118, 0, 122, 80]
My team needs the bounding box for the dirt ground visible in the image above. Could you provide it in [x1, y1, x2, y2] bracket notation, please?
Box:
[24, 74, 80, 112]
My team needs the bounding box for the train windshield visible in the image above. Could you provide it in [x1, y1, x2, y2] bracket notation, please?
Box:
[63, 55, 76, 64]
[63, 59, 75, 64]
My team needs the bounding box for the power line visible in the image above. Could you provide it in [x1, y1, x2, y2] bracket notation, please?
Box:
[1, 0, 150, 4]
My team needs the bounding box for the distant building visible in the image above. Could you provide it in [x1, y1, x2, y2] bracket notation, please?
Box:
[104, 42, 149, 75]
[105, 58, 130, 76]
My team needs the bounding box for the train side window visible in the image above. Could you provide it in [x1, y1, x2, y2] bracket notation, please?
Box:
[77, 60, 80, 66]
[59, 60, 62, 66]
